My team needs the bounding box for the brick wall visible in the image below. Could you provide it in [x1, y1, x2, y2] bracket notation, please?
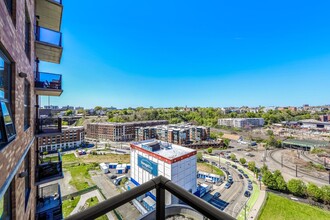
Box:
[0, 0, 37, 219]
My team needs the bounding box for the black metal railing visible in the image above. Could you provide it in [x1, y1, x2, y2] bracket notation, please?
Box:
[36, 152, 63, 185]
[35, 72, 62, 90]
[36, 117, 62, 136]
[53, 0, 62, 4]
[35, 26, 62, 47]
[66, 176, 235, 220]
[36, 183, 62, 220]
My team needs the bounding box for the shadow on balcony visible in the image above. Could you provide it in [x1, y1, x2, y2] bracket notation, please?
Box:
[36, 183, 63, 220]
[36, 152, 63, 185]
[35, 72, 63, 96]
[36, 0, 63, 32]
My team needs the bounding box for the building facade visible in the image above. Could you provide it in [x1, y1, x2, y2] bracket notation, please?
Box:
[130, 140, 197, 206]
[218, 118, 264, 128]
[38, 126, 84, 153]
[135, 124, 210, 145]
[86, 120, 168, 142]
[0, 0, 64, 219]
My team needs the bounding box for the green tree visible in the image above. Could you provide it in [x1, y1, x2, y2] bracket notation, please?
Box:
[197, 152, 203, 162]
[239, 158, 246, 165]
[207, 147, 213, 154]
[223, 139, 230, 148]
[287, 179, 306, 197]
[94, 106, 103, 111]
[262, 170, 277, 190]
[260, 164, 268, 174]
[230, 153, 236, 161]
[307, 183, 323, 202]
[65, 109, 73, 116]
[321, 185, 330, 204]
[273, 171, 287, 192]
[248, 161, 256, 172]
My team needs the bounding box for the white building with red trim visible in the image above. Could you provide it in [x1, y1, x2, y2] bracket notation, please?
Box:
[130, 139, 197, 205]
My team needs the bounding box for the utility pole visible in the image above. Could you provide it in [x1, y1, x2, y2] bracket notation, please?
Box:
[281, 154, 283, 168]
[296, 165, 298, 177]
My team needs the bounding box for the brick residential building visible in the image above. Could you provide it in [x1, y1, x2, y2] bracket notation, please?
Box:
[86, 120, 168, 142]
[0, 0, 64, 219]
[135, 124, 210, 145]
[38, 126, 84, 153]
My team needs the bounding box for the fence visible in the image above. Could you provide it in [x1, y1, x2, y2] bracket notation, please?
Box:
[62, 186, 98, 201]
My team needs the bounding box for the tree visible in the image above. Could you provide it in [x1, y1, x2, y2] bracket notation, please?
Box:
[65, 109, 73, 116]
[94, 106, 102, 111]
[248, 161, 256, 172]
[275, 172, 287, 192]
[230, 153, 236, 161]
[307, 183, 323, 202]
[262, 170, 277, 190]
[287, 179, 306, 197]
[321, 185, 330, 204]
[239, 158, 246, 165]
[223, 139, 230, 148]
[260, 164, 268, 174]
[266, 130, 274, 136]
[197, 152, 203, 162]
[207, 147, 213, 154]
[209, 132, 218, 140]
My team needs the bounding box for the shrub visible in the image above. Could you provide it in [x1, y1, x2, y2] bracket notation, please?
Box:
[287, 179, 306, 197]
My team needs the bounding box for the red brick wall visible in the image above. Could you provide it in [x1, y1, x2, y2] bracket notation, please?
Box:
[0, 0, 37, 219]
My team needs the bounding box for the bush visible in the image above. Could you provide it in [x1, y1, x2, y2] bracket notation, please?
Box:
[239, 158, 246, 165]
[307, 183, 323, 202]
[207, 147, 213, 154]
[321, 185, 330, 204]
[287, 179, 306, 197]
[197, 152, 203, 162]
[230, 153, 236, 161]
[248, 161, 256, 172]
[262, 170, 277, 190]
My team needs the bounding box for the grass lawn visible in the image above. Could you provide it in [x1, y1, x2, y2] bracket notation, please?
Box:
[62, 196, 80, 218]
[197, 162, 224, 176]
[85, 197, 108, 220]
[259, 193, 330, 220]
[82, 154, 130, 164]
[64, 163, 98, 190]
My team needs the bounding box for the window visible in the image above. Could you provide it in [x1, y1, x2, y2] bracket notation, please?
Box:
[0, 49, 16, 150]
[24, 150, 31, 207]
[24, 79, 30, 130]
[25, 7, 31, 60]
[0, 184, 11, 220]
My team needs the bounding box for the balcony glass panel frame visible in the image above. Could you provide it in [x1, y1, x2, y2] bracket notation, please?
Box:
[36, 183, 62, 220]
[35, 152, 63, 185]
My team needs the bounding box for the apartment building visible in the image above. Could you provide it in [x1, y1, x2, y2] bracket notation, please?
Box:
[38, 126, 84, 153]
[135, 124, 210, 145]
[86, 120, 168, 141]
[0, 0, 64, 219]
[218, 118, 264, 128]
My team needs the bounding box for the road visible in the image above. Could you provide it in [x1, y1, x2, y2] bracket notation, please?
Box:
[204, 156, 248, 218]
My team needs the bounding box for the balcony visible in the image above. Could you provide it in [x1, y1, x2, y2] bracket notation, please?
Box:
[65, 176, 235, 220]
[36, 183, 63, 220]
[36, 152, 63, 185]
[36, 0, 63, 32]
[35, 72, 63, 96]
[36, 117, 62, 137]
[35, 26, 63, 64]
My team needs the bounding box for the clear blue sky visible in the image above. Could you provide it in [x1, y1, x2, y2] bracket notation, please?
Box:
[40, 0, 330, 109]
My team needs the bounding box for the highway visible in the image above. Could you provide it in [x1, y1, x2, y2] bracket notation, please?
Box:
[204, 155, 249, 218]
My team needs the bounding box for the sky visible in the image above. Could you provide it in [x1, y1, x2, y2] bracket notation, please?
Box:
[40, 0, 330, 109]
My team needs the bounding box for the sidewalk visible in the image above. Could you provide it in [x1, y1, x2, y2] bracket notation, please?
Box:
[70, 189, 115, 220]
[248, 190, 266, 219]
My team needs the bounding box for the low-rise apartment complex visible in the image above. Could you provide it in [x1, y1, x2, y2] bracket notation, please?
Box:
[218, 118, 265, 128]
[135, 124, 210, 145]
[86, 120, 168, 141]
[38, 126, 85, 152]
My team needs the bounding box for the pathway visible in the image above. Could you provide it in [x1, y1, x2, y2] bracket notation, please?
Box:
[70, 189, 114, 220]
[248, 189, 266, 219]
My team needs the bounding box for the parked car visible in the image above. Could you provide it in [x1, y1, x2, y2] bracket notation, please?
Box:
[227, 179, 233, 184]
[232, 164, 237, 169]
[248, 180, 252, 184]
[224, 183, 231, 189]
[238, 174, 243, 179]
[244, 191, 251, 197]
[248, 184, 253, 191]
[238, 169, 244, 174]
[213, 192, 221, 198]
[243, 173, 249, 178]
[110, 175, 117, 179]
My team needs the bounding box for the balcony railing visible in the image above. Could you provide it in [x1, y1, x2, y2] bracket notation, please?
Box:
[66, 176, 235, 220]
[36, 0, 63, 32]
[36, 183, 63, 220]
[35, 26, 63, 63]
[36, 117, 62, 137]
[35, 72, 63, 96]
[36, 152, 63, 185]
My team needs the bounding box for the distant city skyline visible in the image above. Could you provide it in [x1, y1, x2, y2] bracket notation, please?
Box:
[41, 0, 330, 108]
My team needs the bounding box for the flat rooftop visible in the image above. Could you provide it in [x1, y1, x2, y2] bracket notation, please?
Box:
[132, 139, 196, 160]
[282, 139, 329, 148]
[89, 120, 168, 126]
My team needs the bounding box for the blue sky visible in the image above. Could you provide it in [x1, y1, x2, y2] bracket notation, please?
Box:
[41, 0, 330, 108]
